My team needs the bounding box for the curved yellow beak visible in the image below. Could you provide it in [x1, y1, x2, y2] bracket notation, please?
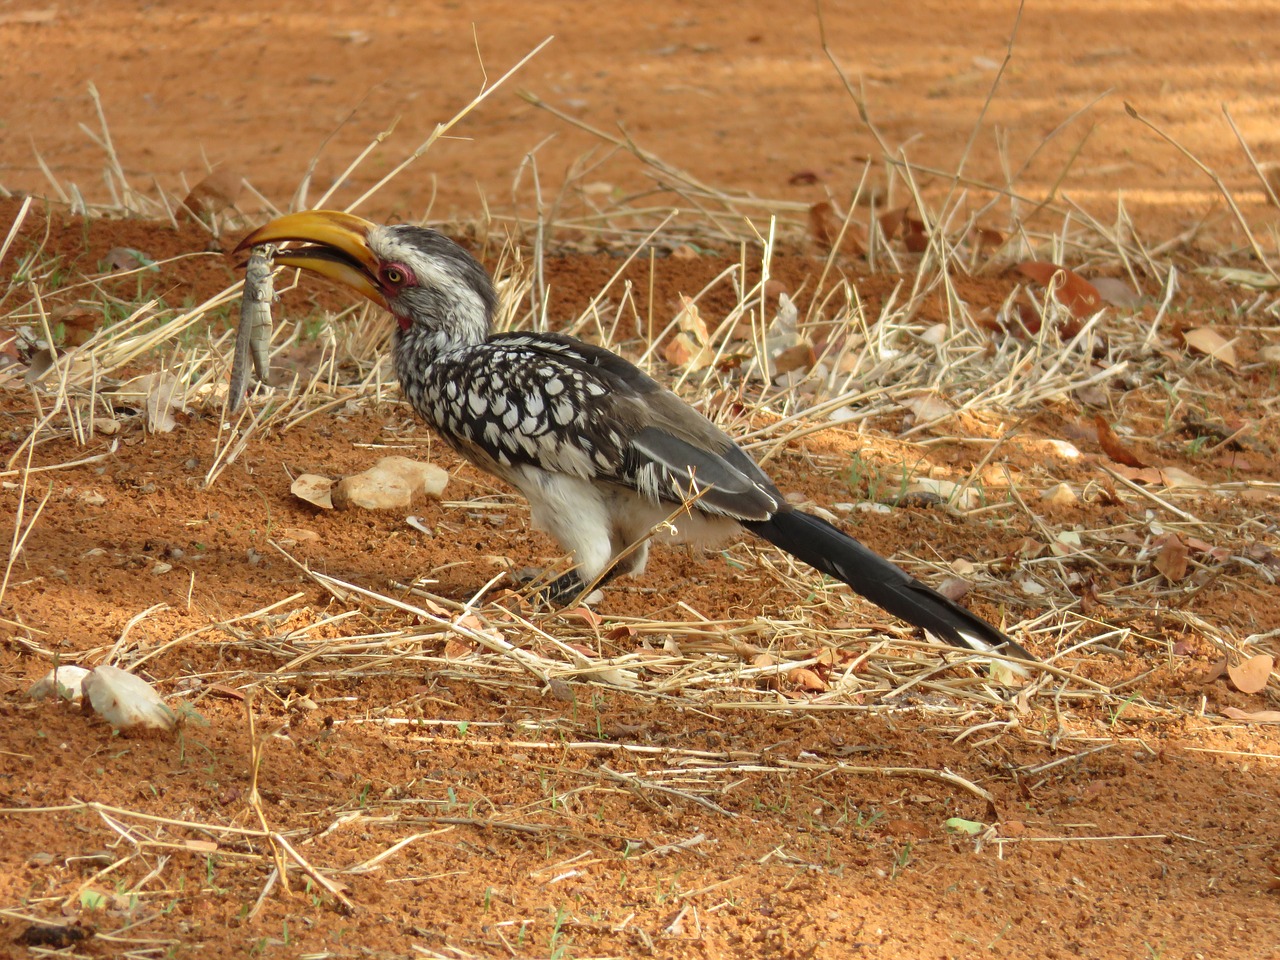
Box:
[234, 210, 389, 310]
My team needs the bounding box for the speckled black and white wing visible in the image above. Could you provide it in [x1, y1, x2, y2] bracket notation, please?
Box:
[399, 331, 783, 522]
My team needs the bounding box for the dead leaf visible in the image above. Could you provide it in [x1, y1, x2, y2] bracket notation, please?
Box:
[974, 226, 1004, 250]
[1091, 277, 1143, 308]
[902, 394, 953, 423]
[443, 637, 475, 659]
[1227, 654, 1275, 694]
[662, 296, 715, 371]
[1181, 327, 1239, 369]
[548, 678, 576, 702]
[881, 819, 931, 840]
[752, 653, 781, 691]
[1215, 451, 1253, 471]
[1157, 466, 1206, 488]
[1195, 266, 1280, 290]
[1221, 707, 1280, 723]
[1094, 415, 1146, 468]
[180, 168, 243, 220]
[788, 667, 827, 692]
[138, 372, 186, 433]
[876, 207, 928, 252]
[52, 306, 103, 346]
[278, 527, 320, 543]
[102, 247, 153, 272]
[808, 200, 864, 255]
[1017, 261, 1102, 319]
[561, 606, 604, 628]
[1153, 533, 1189, 582]
[770, 341, 816, 377]
[903, 216, 928, 253]
[935, 576, 972, 603]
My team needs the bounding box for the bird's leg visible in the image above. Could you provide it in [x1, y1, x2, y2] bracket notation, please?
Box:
[518, 562, 625, 607]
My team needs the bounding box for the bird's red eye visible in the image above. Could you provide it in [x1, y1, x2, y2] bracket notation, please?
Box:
[384, 266, 406, 285]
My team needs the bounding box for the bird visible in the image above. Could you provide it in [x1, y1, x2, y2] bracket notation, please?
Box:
[234, 210, 1035, 669]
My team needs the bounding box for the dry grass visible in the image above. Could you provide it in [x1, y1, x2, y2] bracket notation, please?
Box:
[5, 36, 1279, 695]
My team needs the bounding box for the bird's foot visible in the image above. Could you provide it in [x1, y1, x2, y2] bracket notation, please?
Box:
[513, 568, 603, 607]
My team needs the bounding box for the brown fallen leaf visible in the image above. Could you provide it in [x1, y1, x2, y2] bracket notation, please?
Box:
[809, 200, 864, 255]
[180, 168, 243, 221]
[753, 653, 781, 691]
[876, 206, 928, 252]
[52, 309, 101, 347]
[1108, 465, 1158, 484]
[1017, 261, 1102, 319]
[788, 667, 827, 692]
[1221, 707, 1280, 723]
[1091, 276, 1143, 309]
[1181, 326, 1239, 369]
[443, 637, 475, 659]
[974, 226, 1004, 250]
[1215, 451, 1253, 471]
[1153, 533, 1189, 582]
[561, 606, 604, 628]
[1157, 466, 1206, 488]
[936, 576, 972, 603]
[662, 295, 716, 371]
[770, 341, 817, 377]
[1227, 654, 1275, 694]
[881, 818, 931, 841]
[1094, 415, 1146, 468]
[902, 215, 928, 253]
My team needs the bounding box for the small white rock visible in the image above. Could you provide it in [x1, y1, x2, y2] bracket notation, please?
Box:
[82, 665, 176, 731]
[291, 473, 335, 510]
[332, 456, 448, 511]
[332, 470, 414, 511]
[1041, 482, 1078, 505]
[29, 665, 91, 702]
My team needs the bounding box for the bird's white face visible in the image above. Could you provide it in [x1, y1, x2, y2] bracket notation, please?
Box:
[367, 225, 494, 339]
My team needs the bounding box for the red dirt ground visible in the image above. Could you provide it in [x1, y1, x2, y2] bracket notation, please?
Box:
[2, 2, 1280, 959]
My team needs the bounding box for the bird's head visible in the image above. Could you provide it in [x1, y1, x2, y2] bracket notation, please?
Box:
[234, 210, 497, 346]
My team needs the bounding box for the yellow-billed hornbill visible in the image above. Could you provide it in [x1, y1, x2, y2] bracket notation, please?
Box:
[235, 211, 1034, 668]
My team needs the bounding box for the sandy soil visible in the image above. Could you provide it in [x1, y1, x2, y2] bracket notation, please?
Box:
[2, 2, 1280, 958]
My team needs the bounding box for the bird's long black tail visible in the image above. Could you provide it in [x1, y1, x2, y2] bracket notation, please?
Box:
[743, 509, 1035, 667]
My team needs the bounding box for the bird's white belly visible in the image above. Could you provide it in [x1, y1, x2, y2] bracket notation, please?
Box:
[508, 466, 740, 581]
